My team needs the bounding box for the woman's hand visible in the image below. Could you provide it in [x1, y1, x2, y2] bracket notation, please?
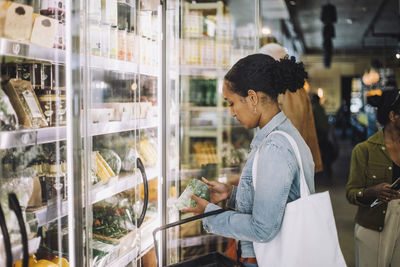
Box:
[201, 177, 233, 204]
[365, 183, 400, 203]
[181, 195, 209, 215]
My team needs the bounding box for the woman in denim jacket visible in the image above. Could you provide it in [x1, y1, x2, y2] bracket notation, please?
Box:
[182, 54, 315, 267]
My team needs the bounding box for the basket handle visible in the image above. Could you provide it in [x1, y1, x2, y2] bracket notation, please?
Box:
[0, 205, 12, 267]
[8, 193, 29, 267]
[153, 208, 227, 267]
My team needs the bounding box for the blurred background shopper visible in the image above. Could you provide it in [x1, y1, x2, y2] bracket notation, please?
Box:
[346, 89, 400, 267]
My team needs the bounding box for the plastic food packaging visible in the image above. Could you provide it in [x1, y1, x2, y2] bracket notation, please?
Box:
[175, 179, 210, 210]
[4, 79, 48, 128]
[0, 87, 19, 130]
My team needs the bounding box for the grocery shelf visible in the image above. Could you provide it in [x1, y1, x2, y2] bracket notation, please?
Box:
[139, 217, 159, 258]
[12, 237, 41, 264]
[0, 38, 157, 76]
[90, 118, 158, 137]
[0, 118, 158, 149]
[188, 129, 218, 137]
[31, 200, 69, 227]
[0, 37, 65, 63]
[110, 247, 139, 267]
[140, 64, 159, 77]
[179, 65, 229, 76]
[91, 166, 159, 205]
[89, 56, 139, 74]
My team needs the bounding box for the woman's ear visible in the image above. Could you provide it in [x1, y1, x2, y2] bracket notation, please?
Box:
[247, 89, 258, 106]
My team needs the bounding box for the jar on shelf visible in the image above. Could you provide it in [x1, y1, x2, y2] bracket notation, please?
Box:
[118, 27, 127, 61]
[110, 25, 118, 59]
[100, 23, 110, 58]
[126, 30, 135, 62]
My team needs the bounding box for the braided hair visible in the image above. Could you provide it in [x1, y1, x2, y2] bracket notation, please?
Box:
[367, 89, 400, 126]
[224, 54, 308, 100]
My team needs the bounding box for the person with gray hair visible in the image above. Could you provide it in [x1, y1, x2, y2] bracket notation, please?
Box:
[259, 43, 323, 173]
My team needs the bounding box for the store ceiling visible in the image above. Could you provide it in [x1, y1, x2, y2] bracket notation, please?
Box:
[286, 0, 400, 53]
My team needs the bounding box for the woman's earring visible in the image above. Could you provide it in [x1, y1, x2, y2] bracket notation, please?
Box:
[253, 106, 257, 114]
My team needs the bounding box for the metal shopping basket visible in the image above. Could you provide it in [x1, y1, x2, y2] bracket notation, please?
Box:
[153, 209, 243, 267]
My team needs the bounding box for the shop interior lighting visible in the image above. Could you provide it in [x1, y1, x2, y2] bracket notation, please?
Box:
[317, 88, 324, 98]
[262, 27, 272, 35]
[396, 53, 400, 59]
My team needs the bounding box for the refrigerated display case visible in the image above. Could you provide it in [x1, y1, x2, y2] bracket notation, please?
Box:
[0, 0, 260, 266]
[161, 0, 260, 266]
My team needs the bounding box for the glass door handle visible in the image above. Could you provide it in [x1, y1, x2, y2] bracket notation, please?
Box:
[0, 205, 12, 267]
[136, 157, 148, 228]
[8, 193, 28, 267]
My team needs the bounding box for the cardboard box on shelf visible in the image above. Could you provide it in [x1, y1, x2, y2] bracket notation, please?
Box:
[30, 14, 58, 48]
[0, 2, 33, 41]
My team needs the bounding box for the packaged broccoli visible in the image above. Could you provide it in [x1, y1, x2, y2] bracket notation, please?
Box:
[175, 179, 210, 210]
[99, 149, 122, 175]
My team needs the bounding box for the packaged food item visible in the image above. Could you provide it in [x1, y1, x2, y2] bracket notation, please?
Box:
[99, 149, 121, 175]
[90, 22, 101, 56]
[117, 27, 126, 61]
[40, 0, 65, 16]
[126, 31, 134, 62]
[0, 86, 19, 130]
[88, 0, 101, 22]
[110, 25, 118, 59]
[0, 1, 33, 41]
[30, 14, 58, 48]
[4, 79, 48, 128]
[93, 151, 116, 183]
[54, 21, 65, 49]
[100, 23, 110, 58]
[36, 89, 67, 126]
[50, 257, 69, 267]
[175, 179, 210, 210]
[101, 0, 117, 25]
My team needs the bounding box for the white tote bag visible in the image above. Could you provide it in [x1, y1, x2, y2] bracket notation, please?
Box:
[252, 131, 346, 267]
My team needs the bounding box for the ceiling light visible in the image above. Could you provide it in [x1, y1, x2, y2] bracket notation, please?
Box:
[262, 27, 271, 35]
[289, 0, 296, 5]
[396, 53, 400, 59]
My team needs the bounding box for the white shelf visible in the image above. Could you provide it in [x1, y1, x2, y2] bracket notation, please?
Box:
[89, 56, 139, 74]
[188, 129, 218, 137]
[31, 200, 69, 227]
[0, 37, 65, 63]
[110, 247, 139, 267]
[91, 167, 159, 205]
[90, 118, 158, 137]
[30, 167, 158, 226]
[11, 237, 41, 264]
[139, 217, 159, 258]
[0, 38, 158, 75]
[0, 118, 158, 149]
[179, 65, 229, 76]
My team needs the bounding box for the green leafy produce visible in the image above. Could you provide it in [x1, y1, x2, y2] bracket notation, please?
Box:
[175, 179, 210, 210]
[99, 149, 122, 175]
[0, 87, 18, 130]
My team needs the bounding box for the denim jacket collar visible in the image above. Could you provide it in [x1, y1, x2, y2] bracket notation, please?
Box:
[250, 111, 287, 151]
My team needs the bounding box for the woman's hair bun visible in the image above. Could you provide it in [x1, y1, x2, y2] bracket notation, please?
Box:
[367, 94, 383, 108]
[274, 56, 308, 94]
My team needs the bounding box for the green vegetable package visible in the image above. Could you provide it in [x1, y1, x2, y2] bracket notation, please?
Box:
[175, 179, 210, 210]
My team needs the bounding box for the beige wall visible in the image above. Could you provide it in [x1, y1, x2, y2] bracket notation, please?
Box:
[300, 54, 385, 113]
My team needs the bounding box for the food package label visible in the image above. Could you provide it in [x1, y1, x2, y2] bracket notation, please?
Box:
[1, 2, 33, 41]
[30, 14, 58, 48]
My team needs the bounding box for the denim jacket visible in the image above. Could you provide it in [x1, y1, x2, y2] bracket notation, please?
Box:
[203, 111, 315, 258]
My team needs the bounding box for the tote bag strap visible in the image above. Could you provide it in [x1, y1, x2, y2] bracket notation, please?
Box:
[252, 130, 310, 197]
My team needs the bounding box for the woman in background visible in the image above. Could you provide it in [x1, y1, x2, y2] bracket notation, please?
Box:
[346, 89, 400, 267]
